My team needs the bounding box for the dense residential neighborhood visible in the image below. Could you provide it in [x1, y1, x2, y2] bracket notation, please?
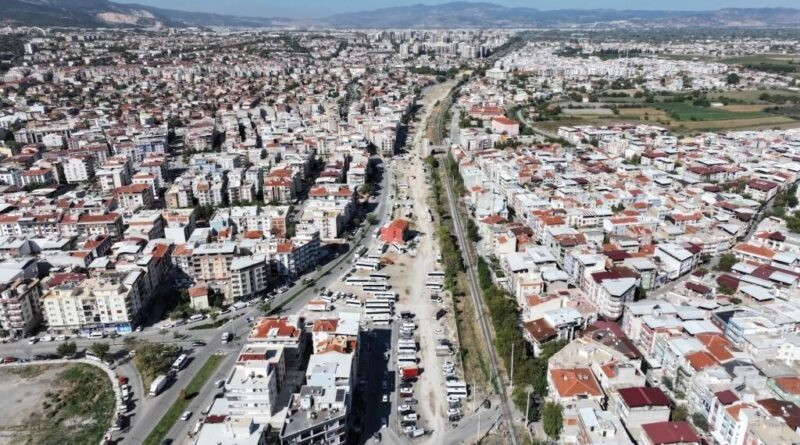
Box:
[2, 4, 800, 445]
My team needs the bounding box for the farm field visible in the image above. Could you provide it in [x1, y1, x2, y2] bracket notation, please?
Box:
[652, 101, 771, 121]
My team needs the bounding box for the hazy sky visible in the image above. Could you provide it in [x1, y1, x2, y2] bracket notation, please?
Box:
[116, 0, 800, 19]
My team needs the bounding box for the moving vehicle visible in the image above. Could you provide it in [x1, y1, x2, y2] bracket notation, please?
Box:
[150, 375, 168, 396]
[191, 341, 206, 347]
[221, 332, 232, 343]
[180, 411, 192, 421]
[171, 353, 189, 372]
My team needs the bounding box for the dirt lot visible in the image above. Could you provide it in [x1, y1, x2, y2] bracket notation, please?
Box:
[0, 363, 114, 445]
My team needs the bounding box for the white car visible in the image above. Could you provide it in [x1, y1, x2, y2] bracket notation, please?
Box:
[447, 408, 462, 417]
[381, 417, 388, 428]
[403, 413, 419, 422]
[181, 411, 192, 421]
[398, 404, 412, 412]
[55, 335, 67, 341]
[382, 394, 389, 403]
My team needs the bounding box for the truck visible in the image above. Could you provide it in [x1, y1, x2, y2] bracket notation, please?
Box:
[435, 345, 453, 356]
[307, 299, 331, 312]
[149, 375, 168, 396]
[408, 428, 426, 438]
[401, 367, 421, 379]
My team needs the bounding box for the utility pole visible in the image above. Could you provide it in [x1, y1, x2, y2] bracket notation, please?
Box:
[525, 387, 531, 426]
[510, 342, 515, 391]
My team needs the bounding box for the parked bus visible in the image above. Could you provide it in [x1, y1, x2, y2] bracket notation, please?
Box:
[346, 299, 362, 308]
[371, 292, 398, 301]
[428, 271, 446, 278]
[397, 354, 418, 363]
[345, 276, 373, 286]
[446, 387, 468, 398]
[397, 358, 417, 367]
[368, 314, 393, 322]
[369, 273, 390, 281]
[365, 306, 393, 315]
[355, 259, 381, 271]
[398, 347, 417, 356]
[364, 300, 393, 308]
[363, 284, 391, 292]
[373, 319, 392, 326]
[171, 353, 189, 372]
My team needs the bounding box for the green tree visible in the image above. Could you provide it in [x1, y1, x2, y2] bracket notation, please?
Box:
[57, 341, 77, 358]
[715, 253, 738, 272]
[542, 402, 564, 440]
[726, 72, 741, 85]
[671, 404, 689, 422]
[89, 342, 110, 361]
[692, 413, 709, 432]
[366, 213, 377, 225]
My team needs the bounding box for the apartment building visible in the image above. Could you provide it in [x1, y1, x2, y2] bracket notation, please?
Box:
[230, 255, 270, 301]
[62, 155, 95, 183]
[0, 278, 42, 337]
[42, 270, 147, 335]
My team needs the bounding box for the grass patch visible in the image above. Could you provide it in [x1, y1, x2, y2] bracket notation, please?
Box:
[31, 363, 115, 445]
[7, 363, 51, 379]
[653, 101, 771, 121]
[187, 317, 230, 330]
[142, 354, 224, 445]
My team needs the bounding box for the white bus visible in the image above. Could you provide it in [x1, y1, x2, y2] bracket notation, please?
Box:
[345, 276, 373, 286]
[363, 284, 391, 292]
[446, 387, 468, 398]
[397, 358, 417, 367]
[446, 380, 467, 390]
[398, 347, 417, 356]
[397, 354, 418, 363]
[369, 314, 393, 322]
[369, 273, 390, 281]
[428, 271, 446, 278]
[373, 319, 392, 326]
[365, 306, 393, 315]
[171, 353, 189, 372]
[364, 300, 393, 308]
[355, 259, 381, 271]
[371, 292, 398, 301]
[346, 300, 362, 308]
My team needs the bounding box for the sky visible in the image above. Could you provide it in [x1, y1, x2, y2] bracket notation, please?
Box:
[116, 0, 800, 19]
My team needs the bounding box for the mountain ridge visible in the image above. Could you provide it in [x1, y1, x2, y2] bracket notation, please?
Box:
[2, 1, 800, 29]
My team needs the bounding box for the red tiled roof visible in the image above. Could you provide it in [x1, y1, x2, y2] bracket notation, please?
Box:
[641, 421, 700, 445]
[618, 386, 671, 408]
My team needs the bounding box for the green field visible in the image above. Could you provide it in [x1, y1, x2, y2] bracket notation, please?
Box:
[143, 354, 224, 445]
[653, 102, 772, 121]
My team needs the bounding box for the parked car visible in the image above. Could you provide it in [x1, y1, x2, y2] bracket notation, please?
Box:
[191, 341, 206, 347]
